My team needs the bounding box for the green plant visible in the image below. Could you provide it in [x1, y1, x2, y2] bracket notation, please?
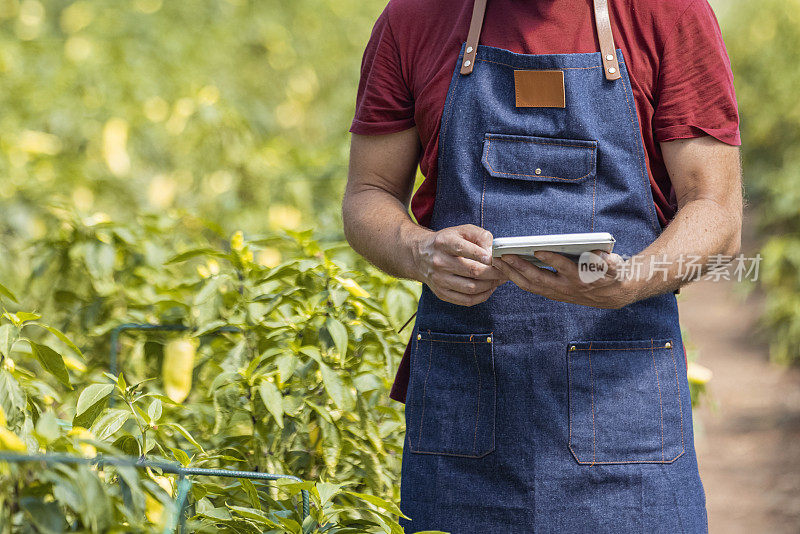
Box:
[0, 222, 422, 533]
[717, 0, 800, 363]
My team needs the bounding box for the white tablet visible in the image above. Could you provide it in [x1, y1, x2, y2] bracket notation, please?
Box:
[492, 232, 615, 266]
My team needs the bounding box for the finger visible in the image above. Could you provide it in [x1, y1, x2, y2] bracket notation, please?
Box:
[493, 257, 557, 294]
[438, 231, 492, 265]
[432, 272, 501, 294]
[435, 286, 497, 307]
[498, 255, 560, 284]
[598, 252, 623, 280]
[445, 255, 508, 281]
[454, 224, 494, 250]
[533, 251, 578, 277]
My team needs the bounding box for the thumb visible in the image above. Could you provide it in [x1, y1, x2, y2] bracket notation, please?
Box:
[456, 224, 494, 251]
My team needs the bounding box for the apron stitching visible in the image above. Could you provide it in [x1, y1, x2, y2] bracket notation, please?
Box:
[416, 334, 434, 450]
[489, 332, 495, 452]
[439, 62, 463, 157]
[486, 168, 593, 181]
[573, 347, 671, 351]
[588, 342, 596, 467]
[669, 342, 686, 456]
[651, 338, 666, 461]
[576, 457, 685, 465]
[472, 341, 481, 455]
[477, 57, 602, 71]
[591, 147, 597, 230]
[420, 339, 489, 344]
[485, 136, 597, 150]
[619, 66, 660, 232]
[481, 138, 489, 227]
[567, 346, 575, 459]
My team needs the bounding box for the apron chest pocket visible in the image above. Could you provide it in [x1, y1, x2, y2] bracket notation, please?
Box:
[567, 339, 685, 465]
[407, 330, 496, 458]
[479, 133, 598, 237]
[482, 133, 597, 184]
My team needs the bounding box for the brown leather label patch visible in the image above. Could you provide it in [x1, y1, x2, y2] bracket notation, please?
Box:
[514, 70, 565, 108]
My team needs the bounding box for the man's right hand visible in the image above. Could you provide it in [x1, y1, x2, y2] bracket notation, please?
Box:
[411, 224, 506, 306]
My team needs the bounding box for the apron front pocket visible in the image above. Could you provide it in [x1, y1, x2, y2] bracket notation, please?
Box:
[480, 133, 598, 238]
[482, 133, 597, 184]
[407, 330, 496, 458]
[567, 339, 685, 465]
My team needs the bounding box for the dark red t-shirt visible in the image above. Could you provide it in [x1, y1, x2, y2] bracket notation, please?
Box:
[349, 0, 740, 402]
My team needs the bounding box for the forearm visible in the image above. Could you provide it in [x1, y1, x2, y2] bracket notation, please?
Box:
[342, 185, 430, 281]
[625, 196, 742, 300]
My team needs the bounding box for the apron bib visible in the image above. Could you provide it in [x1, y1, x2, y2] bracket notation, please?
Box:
[400, 1, 707, 532]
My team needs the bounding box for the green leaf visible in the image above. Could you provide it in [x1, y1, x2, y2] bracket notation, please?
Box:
[161, 422, 205, 452]
[30, 323, 83, 358]
[30, 341, 72, 389]
[34, 411, 61, 444]
[227, 505, 272, 526]
[0, 324, 17, 357]
[165, 248, 228, 264]
[0, 370, 25, 426]
[19, 497, 66, 534]
[11, 311, 41, 324]
[112, 434, 140, 456]
[325, 317, 348, 359]
[147, 398, 162, 422]
[319, 361, 355, 412]
[0, 281, 18, 303]
[276, 353, 298, 384]
[345, 491, 408, 519]
[90, 408, 129, 441]
[316, 482, 344, 508]
[298, 345, 322, 363]
[73, 383, 114, 427]
[170, 447, 191, 466]
[258, 380, 284, 428]
[239, 478, 261, 511]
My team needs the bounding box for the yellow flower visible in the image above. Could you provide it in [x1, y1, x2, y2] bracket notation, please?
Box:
[687, 361, 713, 385]
[231, 230, 244, 251]
[336, 277, 369, 299]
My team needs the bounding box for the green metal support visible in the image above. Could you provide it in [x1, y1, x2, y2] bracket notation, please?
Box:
[0, 452, 311, 531]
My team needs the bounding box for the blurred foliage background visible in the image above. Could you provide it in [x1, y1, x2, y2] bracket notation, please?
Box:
[714, 0, 800, 364]
[0, 0, 797, 531]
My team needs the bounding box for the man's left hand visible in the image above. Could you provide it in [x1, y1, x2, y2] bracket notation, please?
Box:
[492, 251, 638, 309]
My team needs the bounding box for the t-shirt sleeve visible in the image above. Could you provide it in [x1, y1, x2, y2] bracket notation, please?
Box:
[653, 0, 741, 146]
[350, 6, 415, 135]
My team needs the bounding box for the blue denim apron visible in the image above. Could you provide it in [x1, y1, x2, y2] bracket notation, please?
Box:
[400, 1, 707, 532]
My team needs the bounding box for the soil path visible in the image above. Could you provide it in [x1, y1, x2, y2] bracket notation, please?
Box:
[680, 278, 800, 533]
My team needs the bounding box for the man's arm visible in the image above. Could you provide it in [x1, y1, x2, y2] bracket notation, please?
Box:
[343, 130, 505, 307]
[492, 136, 743, 308]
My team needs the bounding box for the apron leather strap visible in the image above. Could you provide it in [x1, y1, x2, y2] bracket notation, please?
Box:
[593, 0, 622, 80]
[460, 0, 488, 75]
[460, 0, 621, 81]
